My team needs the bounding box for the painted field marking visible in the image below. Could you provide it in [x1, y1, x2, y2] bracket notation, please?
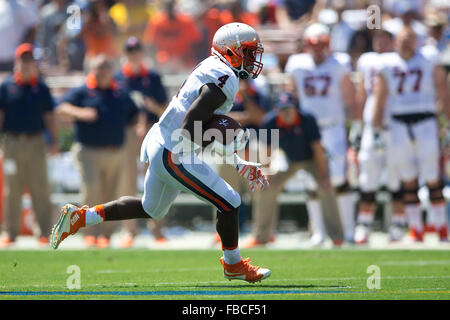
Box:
[0, 289, 367, 296]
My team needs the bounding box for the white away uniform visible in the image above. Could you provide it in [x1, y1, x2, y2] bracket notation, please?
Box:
[357, 52, 401, 192]
[285, 52, 351, 187]
[139, 56, 241, 219]
[379, 51, 440, 183]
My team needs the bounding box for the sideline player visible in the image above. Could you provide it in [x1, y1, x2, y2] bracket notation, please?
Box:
[372, 26, 449, 242]
[50, 23, 271, 282]
[285, 23, 359, 244]
[353, 29, 407, 244]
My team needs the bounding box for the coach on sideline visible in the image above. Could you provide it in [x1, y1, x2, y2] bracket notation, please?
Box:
[248, 92, 344, 247]
[0, 43, 58, 247]
[56, 55, 138, 248]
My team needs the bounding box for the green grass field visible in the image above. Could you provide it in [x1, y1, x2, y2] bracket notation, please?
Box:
[0, 249, 449, 300]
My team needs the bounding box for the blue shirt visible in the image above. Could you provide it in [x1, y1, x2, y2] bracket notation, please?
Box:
[114, 65, 167, 124]
[59, 83, 138, 147]
[0, 74, 54, 134]
[262, 110, 321, 162]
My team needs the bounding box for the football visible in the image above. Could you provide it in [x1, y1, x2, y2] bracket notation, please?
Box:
[202, 114, 243, 147]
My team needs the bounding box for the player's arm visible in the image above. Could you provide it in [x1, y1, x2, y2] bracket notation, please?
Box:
[181, 83, 226, 146]
[56, 102, 98, 123]
[433, 64, 450, 120]
[355, 75, 367, 120]
[372, 73, 388, 129]
[341, 73, 360, 121]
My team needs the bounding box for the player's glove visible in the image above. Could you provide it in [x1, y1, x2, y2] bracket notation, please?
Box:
[348, 120, 362, 151]
[231, 153, 269, 192]
[373, 127, 385, 151]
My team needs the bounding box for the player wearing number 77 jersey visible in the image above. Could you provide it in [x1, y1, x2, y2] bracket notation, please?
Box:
[50, 23, 271, 282]
[372, 26, 450, 242]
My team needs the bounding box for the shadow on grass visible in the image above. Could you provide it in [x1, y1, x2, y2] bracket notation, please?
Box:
[167, 284, 349, 289]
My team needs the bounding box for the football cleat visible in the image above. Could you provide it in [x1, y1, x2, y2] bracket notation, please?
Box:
[51, 204, 87, 249]
[438, 226, 448, 242]
[220, 257, 271, 283]
[408, 228, 424, 242]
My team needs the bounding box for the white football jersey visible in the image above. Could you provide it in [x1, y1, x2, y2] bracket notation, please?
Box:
[357, 51, 389, 125]
[148, 55, 239, 151]
[285, 53, 351, 128]
[379, 51, 437, 116]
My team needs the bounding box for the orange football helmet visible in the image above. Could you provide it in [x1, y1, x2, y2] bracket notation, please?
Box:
[211, 23, 264, 80]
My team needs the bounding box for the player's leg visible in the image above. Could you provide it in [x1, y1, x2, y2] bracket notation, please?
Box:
[354, 125, 384, 244]
[417, 119, 448, 241]
[324, 125, 356, 243]
[50, 143, 178, 249]
[305, 161, 344, 246]
[389, 120, 421, 241]
[161, 149, 270, 282]
[386, 146, 407, 242]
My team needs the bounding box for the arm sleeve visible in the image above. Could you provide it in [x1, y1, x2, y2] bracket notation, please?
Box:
[284, 55, 297, 74]
[41, 84, 55, 112]
[150, 73, 168, 104]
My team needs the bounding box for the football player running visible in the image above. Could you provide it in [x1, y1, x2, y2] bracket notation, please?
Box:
[372, 26, 449, 242]
[353, 29, 407, 244]
[285, 23, 359, 245]
[50, 23, 271, 282]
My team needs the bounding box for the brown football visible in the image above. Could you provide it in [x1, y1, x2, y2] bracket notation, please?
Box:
[202, 114, 243, 147]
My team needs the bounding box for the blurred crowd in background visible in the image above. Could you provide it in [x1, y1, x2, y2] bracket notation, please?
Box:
[0, 0, 449, 248]
[0, 0, 448, 76]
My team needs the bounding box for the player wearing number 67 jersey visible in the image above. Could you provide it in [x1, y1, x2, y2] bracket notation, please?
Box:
[373, 26, 450, 242]
[50, 23, 271, 282]
[285, 23, 359, 245]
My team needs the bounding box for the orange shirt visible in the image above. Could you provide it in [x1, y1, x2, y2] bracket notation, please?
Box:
[144, 12, 202, 65]
[84, 22, 118, 58]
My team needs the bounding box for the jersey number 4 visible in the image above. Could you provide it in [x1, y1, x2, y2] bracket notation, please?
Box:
[217, 75, 230, 88]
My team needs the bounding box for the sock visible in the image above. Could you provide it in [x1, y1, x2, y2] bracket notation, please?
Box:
[337, 192, 356, 241]
[405, 204, 423, 232]
[222, 247, 242, 265]
[357, 211, 374, 226]
[307, 199, 326, 239]
[85, 205, 105, 227]
[430, 203, 447, 230]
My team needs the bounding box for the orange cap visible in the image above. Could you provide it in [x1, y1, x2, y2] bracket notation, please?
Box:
[15, 43, 34, 59]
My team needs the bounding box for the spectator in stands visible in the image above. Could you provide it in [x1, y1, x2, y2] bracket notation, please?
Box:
[109, 0, 150, 48]
[275, 0, 316, 28]
[0, 0, 40, 71]
[0, 43, 58, 247]
[245, 92, 344, 247]
[423, 11, 448, 53]
[56, 55, 138, 248]
[115, 36, 168, 247]
[36, 0, 70, 67]
[143, 0, 202, 71]
[330, 0, 356, 53]
[81, 0, 119, 68]
[227, 0, 260, 27]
